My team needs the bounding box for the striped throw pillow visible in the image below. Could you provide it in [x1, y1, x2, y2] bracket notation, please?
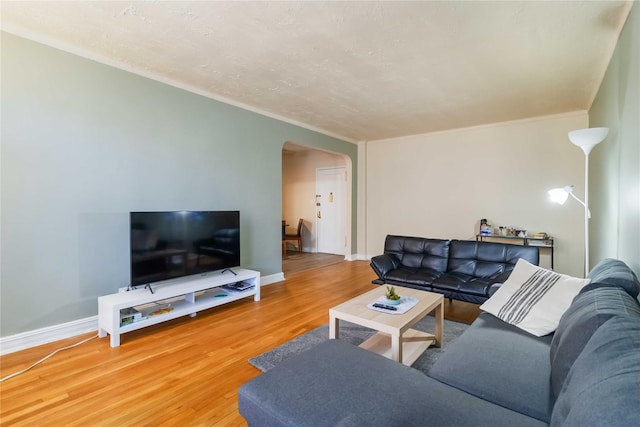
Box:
[480, 259, 590, 336]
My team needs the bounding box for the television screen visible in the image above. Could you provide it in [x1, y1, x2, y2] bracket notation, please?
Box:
[129, 211, 240, 287]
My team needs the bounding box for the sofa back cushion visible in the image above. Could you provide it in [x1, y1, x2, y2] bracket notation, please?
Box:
[448, 240, 539, 278]
[550, 316, 640, 427]
[550, 259, 640, 401]
[549, 286, 640, 399]
[583, 258, 640, 298]
[384, 235, 450, 273]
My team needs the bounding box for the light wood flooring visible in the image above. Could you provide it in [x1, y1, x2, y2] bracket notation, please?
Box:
[282, 251, 345, 275]
[0, 260, 480, 426]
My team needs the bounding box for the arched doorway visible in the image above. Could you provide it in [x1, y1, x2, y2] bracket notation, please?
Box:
[282, 141, 352, 273]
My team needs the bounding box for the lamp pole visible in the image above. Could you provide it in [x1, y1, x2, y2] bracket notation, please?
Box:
[583, 150, 590, 278]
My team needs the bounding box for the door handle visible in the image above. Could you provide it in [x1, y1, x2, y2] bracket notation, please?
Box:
[317, 211, 321, 219]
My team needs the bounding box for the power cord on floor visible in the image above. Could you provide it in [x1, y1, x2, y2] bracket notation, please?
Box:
[0, 333, 99, 382]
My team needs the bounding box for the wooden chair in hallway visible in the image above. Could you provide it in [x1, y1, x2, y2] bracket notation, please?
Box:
[284, 218, 303, 254]
[282, 220, 287, 256]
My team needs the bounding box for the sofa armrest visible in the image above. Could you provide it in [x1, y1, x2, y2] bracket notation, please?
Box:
[488, 283, 502, 297]
[492, 269, 513, 283]
[487, 270, 513, 296]
[370, 254, 400, 279]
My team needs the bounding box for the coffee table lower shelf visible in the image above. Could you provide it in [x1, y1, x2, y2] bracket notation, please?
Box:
[359, 329, 436, 366]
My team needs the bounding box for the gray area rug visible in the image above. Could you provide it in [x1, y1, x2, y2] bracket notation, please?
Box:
[249, 316, 469, 374]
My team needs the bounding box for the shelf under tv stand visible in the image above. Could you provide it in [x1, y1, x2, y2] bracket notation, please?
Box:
[98, 268, 260, 347]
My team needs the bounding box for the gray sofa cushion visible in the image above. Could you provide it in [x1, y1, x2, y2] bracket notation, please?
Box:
[549, 286, 640, 399]
[584, 258, 640, 298]
[239, 339, 548, 427]
[550, 316, 640, 427]
[428, 312, 553, 422]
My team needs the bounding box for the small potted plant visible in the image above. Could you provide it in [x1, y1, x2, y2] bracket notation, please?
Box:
[385, 286, 402, 305]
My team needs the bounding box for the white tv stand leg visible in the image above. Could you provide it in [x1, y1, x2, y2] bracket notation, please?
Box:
[111, 333, 120, 347]
[99, 327, 120, 347]
[186, 292, 196, 317]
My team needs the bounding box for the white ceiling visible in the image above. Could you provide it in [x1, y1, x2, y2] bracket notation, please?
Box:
[1, 1, 633, 142]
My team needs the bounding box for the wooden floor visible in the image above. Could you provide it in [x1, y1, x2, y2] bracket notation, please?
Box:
[282, 251, 345, 275]
[0, 261, 480, 426]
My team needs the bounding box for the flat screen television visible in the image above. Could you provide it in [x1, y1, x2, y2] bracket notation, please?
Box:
[129, 211, 240, 287]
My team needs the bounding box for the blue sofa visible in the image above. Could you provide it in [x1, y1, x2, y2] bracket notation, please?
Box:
[238, 258, 640, 426]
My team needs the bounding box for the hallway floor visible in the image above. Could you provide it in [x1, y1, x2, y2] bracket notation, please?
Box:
[282, 252, 345, 275]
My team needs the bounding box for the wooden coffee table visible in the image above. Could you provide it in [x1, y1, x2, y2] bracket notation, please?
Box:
[329, 286, 444, 366]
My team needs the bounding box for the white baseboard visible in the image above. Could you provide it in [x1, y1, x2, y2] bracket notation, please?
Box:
[1, 272, 287, 356]
[0, 316, 99, 356]
[261, 272, 285, 286]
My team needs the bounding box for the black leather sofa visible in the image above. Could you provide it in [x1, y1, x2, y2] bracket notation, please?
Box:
[370, 235, 539, 304]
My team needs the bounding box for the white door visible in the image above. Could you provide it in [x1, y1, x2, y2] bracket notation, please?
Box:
[316, 167, 346, 255]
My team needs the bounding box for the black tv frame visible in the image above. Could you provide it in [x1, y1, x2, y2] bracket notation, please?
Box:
[129, 210, 240, 289]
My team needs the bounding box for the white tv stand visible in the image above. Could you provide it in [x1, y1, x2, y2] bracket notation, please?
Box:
[98, 268, 260, 347]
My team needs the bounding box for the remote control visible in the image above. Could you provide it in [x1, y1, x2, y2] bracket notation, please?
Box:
[373, 303, 397, 311]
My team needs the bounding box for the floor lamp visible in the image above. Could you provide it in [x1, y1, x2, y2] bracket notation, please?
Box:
[548, 127, 608, 276]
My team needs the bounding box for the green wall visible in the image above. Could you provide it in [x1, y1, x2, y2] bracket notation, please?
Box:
[0, 33, 357, 336]
[589, 4, 639, 277]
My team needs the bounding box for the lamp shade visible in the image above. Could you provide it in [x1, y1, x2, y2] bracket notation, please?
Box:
[568, 127, 609, 155]
[548, 187, 570, 204]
